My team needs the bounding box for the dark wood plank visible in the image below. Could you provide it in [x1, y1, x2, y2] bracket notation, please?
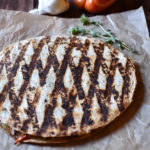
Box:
[0, 0, 34, 11]
[143, 0, 150, 34]
[0, 0, 149, 33]
[60, 0, 143, 17]
[59, 0, 150, 33]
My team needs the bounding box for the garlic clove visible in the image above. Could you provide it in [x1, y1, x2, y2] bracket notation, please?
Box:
[38, 0, 70, 15]
[29, 9, 40, 14]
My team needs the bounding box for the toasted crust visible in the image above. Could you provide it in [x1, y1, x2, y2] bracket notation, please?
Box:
[0, 36, 136, 142]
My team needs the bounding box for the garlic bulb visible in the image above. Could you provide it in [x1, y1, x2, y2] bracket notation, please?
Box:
[29, 0, 70, 15]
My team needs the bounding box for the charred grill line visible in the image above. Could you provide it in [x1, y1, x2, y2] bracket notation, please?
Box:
[91, 43, 109, 122]
[88, 54, 101, 115]
[62, 91, 77, 129]
[0, 49, 10, 76]
[0, 36, 136, 138]
[36, 59, 44, 86]
[96, 89, 108, 122]
[111, 57, 120, 104]
[104, 55, 116, 102]
[19, 39, 49, 132]
[0, 62, 4, 78]
[69, 58, 85, 99]
[38, 38, 71, 134]
[100, 54, 116, 121]
[112, 59, 127, 112]
[45, 36, 51, 44]
[81, 99, 93, 126]
[17, 39, 45, 106]
[21, 91, 40, 132]
[9, 42, 32, 122]
[36, 103, 57, 136]
[12, 39, 45, 128]
[37, 43, 59, 87]
[118, 60, 130, 111]
[88, 49, 102, 99]
[80, 39, 94, 126]
[0, 42, 30, 119]
[96, 79, 109, 122]
[0, 50, 11, 106]
[0, 85, 9, 107]
[68, 38, 93, 127]
[58, 45, 76, 130]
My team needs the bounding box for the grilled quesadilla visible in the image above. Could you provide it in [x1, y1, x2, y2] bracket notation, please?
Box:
[0, 36, 136, 144]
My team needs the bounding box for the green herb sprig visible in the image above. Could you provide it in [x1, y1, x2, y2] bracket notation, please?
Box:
[69, 14, 134, 52]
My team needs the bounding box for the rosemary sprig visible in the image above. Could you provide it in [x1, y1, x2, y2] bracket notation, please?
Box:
[69, 26, 88, 36]
[69, 26, 112, 39]
[69, 14, 134, 52]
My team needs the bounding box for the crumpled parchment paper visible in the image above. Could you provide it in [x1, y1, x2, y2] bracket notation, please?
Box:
[0, 6, 150, 150]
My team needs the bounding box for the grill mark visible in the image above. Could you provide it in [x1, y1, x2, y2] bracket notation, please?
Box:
[0, 62, 4, 76]
[17, 39, 47, 131]
[118, 60, 130, 111]
[9, 42, 33, 122]
[36, 59, 47, 86]
[87, 55, 101, 122]
[38, 43, 59, 87]
[9, 42, 28, 77]
[104, 53, 116, 100]
[3, 44, 20, 74]
[21, 40, 60, 132]
[62, 88, 77, 130]
[96, 89, 108, 122]
[0, 85, 9, 107]
[45, 36, 51, 44]
[68, 38, 93, 127]
[0, 50, 11, 106]
[71, 60, 93, 127]
[38, 38, 73, 134]
[0, 42, 30, 115]
[99, 50, 117, 121]
[81, 39, 94, 126]
[8, 39, 44, 126]
[90, 43, 104, 85]
[111, 87, 119, 100]
[112, 58, 128, 112]
[0, 49, 10, 75]
[70, 62, 85, 99]
[61, 95, 76, 130]
[36, 102, 56, 136]
[88, 55, 101, 98]
[96, 86, 109, 122]
[21, 91, 40, 132]
[17, 39, 45, 106]
[53, 44, 75, 130]
[35, 41, 61, 135]
[81, 98, 93, 126]
[69, 38, 90, 100]
[90, 43, 109, 122]
[0, 36, 135, 137]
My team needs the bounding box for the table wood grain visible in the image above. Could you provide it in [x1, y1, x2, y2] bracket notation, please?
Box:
[0, 0, 149, 33]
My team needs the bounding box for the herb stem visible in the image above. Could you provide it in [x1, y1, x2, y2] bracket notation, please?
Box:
[69, 14, 134, 52]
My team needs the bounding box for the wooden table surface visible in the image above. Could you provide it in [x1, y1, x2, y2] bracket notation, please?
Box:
[0, 0, 149, 34]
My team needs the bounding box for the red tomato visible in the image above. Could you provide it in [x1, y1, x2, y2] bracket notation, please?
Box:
[74, 0, 116, 13]
[74, 0, 86, 9]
